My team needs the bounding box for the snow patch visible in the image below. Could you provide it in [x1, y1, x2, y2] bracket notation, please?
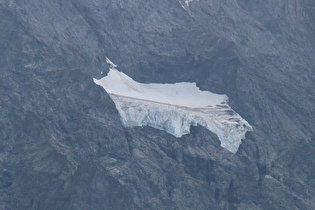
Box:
[94, 68, 252, 153]
[185, 0, 199, 6]
[95, 69, 228, 108]
[105, 57, 117, 68]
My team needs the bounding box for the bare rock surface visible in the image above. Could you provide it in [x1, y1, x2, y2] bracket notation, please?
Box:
[0, 0, 314, 209]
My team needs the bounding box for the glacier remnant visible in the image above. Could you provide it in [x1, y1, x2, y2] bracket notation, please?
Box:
[94, 68, 252, 153]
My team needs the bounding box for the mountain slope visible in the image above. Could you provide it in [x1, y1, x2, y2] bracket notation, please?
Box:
[0, 0, 314, 209]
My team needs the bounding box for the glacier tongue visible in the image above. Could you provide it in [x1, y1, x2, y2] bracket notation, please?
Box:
[94, 68, 253, 153]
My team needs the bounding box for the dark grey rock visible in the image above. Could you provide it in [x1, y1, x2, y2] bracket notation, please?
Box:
[0, 0, 314, 209]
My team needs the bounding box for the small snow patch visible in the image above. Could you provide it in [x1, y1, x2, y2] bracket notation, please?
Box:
[185, 0, 199, 6]
[105, 57, 117, 68]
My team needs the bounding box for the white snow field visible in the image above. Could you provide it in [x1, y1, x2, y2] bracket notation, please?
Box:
[94, 67, 252, 153]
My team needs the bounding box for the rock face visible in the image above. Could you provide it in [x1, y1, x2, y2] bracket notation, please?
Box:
[0, 0, 314, 209]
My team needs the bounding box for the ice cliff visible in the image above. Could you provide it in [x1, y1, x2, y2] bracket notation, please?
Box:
[94, 66, 252, 153]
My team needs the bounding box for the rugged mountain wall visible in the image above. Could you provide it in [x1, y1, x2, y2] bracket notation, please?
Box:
[0, 0, 314, 209]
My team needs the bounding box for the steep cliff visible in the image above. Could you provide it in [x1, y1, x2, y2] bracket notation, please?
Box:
[0, 0, 314, 209]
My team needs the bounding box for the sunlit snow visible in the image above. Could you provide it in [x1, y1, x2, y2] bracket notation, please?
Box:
[185, 0, 198, 6]
[105, 56, 117, 68]
[94, 67, 252, 153]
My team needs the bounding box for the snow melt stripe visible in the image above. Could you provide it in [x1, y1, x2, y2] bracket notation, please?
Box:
[94, 68, 252, 153]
